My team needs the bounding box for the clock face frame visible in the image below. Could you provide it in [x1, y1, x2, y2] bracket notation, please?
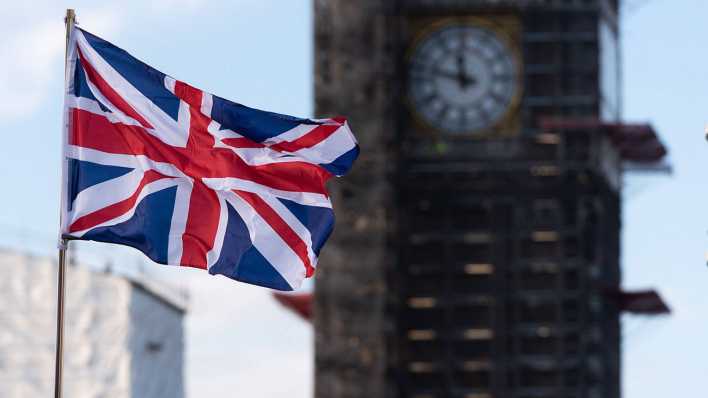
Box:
[407, 18, 522, 137]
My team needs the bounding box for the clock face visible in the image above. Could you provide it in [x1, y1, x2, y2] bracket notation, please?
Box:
[408, 23, 520, 135]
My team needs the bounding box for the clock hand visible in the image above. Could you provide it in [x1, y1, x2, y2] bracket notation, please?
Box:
[456, 54, 468, 88]
[434, 66, 460, 81]
[457, 51, 481, 89]
[432, 62, 477, 88]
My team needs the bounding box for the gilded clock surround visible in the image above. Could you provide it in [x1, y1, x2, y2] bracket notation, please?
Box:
[405, 15, 523, 139]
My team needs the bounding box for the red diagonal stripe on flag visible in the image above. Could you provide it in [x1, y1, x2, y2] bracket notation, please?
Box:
[69, 170, 170, 233]
[234, 190, 315, 277]
[270, 123, 341, 153]
[77, 47, 154, 129]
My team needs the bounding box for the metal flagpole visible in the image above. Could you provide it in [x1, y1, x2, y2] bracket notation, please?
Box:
[53, 242, 67, 398]
[54, 9, 75, 398]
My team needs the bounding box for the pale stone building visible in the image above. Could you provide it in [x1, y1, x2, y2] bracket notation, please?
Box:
[0, 249, 186, 397]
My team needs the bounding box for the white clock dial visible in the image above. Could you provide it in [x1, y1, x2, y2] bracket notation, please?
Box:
[409, 23, 520, 135]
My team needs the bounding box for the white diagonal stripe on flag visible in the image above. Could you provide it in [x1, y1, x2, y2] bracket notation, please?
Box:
[223, 192, 306, 289]
[75, 29, 188, 147]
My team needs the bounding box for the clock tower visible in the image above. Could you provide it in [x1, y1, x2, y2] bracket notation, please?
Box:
[314, 1, 665, 398]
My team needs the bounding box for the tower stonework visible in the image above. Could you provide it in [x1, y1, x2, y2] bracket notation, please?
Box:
[313, 1, 398, 396]
[314, 1, 642, 398]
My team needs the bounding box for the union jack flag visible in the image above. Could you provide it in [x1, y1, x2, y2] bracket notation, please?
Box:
[60, 27, 358, 290]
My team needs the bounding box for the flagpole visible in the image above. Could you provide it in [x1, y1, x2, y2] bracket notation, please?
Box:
[54, 9, 75, 398]
[54, 241, 67, 398]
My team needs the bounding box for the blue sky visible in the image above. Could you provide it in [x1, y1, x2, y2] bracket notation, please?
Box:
[621, 1, 708, 396]
[0, 1, 704, 397]
[1, 2, 314, 397]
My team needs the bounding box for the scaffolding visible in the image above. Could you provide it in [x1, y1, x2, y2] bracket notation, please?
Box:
[312, 1, 668, 398]
[388, 2, 665, 398]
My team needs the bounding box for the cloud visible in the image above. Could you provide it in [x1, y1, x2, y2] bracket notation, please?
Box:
[0, 0, 208, 123]
[0, 19, 64, 120]
[0, 3, 125, 122]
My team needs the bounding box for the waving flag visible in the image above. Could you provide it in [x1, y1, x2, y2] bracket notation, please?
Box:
[60, 27, 358, 290]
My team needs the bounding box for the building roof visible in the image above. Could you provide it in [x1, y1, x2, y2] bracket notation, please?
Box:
[541, 118, 668, 164]
[273, 292, 312, 321]
[127, 273, 188, 313]
[0, 247, 188, 313]
[607, 288, 671, 315]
